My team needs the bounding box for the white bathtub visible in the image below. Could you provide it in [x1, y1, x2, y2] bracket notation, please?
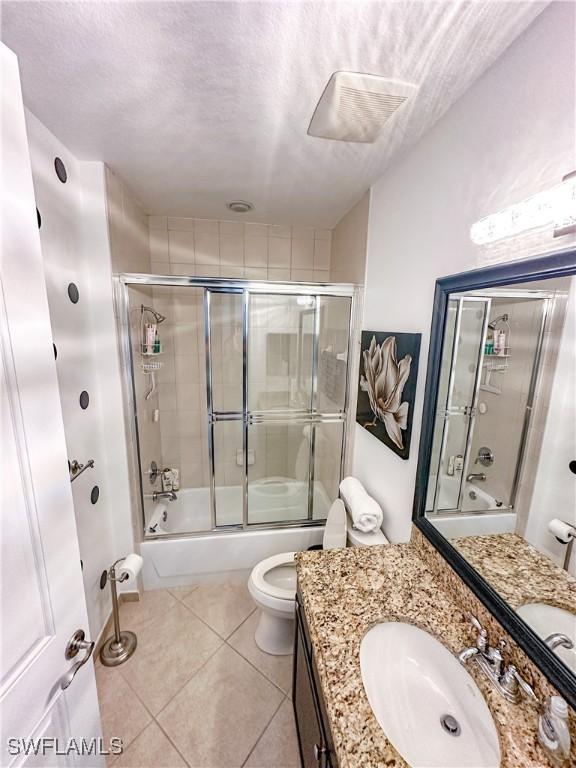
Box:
[145, 479, 330, 534]
[431, 511, 517, 538]
[428, 474, 507, 512]
[426, 474, 516, 538]
[140, 479, 329, 589]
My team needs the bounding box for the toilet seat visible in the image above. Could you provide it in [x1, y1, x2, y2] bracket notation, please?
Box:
[249, 551, 297, 601]
[248, 552, 298, 624]
[248, 499, 390, 654]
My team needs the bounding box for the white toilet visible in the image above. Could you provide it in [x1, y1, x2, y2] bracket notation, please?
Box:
[248, 499, 388, 655]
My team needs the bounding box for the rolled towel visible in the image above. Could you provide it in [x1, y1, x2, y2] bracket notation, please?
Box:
[339, 476, 384, 533]
[351, 494, 384, 533]
[339, 476, 366, 506]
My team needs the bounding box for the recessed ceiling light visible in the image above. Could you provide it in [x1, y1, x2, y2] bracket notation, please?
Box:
[226, 200, 254, 214]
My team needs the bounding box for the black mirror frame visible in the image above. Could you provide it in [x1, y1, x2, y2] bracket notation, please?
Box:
[412, 246, 576, 709]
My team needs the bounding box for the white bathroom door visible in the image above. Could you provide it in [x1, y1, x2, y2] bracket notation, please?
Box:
[0, 43, 103, 766]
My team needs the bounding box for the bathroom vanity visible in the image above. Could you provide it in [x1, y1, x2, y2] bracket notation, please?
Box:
[293, 593, 336, 768]
[292, 252, 576, 766]
[293, 535, 576, 767]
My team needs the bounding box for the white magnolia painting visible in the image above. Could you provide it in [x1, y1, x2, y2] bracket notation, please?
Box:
[357, 331, 421, 460]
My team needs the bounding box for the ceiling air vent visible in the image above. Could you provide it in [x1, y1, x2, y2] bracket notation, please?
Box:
[308, 72, 417, 143]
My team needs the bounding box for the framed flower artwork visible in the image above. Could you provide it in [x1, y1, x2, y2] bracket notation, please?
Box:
[356, 331, 421, 460]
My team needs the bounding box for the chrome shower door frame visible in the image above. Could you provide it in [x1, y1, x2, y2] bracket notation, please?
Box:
[430, 290, 551, 517]
[431, 296, 491, 514]
[116, 274, 357, 539]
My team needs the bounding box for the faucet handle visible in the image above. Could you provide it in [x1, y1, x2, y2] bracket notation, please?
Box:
[500, 664, 539, 705]
[486, 642, 505, 677]
[468, 614, 488, 651]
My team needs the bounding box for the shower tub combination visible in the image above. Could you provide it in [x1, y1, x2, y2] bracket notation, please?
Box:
[425, 290, 549, 537]
[146, 480, 331, 535]
[426, 473, 517, 537]
[117, 275, 358, 589]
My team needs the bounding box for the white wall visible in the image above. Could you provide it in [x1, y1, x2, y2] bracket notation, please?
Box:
[354, 2, 576, 543]
[524, 278, 576, 574]
[25, 112, 135, 640]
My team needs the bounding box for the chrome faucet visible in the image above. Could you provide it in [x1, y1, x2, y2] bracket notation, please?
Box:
[152, 490, 177, 501]
[466, 472, 486, 482]
[459, 615, 530, 702]
[458, 616, 571, 763]
[545, 633, 574, 651]
[458, 615, 505, 679]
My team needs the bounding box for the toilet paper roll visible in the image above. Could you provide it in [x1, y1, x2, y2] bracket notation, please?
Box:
[548, 518, 576, 544]
[119, 553, 143, 581]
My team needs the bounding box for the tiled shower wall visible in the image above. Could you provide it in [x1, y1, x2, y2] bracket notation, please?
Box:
[148, 215, 332, 282]
[150, 287, 210, 490]
[470, 297, 544, 506]
[106, 167, 150, 273]
[143, 287, 350, 512]
[144, 214, 336, 503]
[114, 201, 354, 526]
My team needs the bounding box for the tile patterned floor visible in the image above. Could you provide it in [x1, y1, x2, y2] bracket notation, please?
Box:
[95, 586, 300, 768]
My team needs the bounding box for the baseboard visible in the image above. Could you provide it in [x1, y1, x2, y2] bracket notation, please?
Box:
[120, 590, 140, 602]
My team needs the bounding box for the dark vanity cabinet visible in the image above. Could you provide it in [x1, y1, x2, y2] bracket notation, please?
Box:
[293, 592, 337, 768]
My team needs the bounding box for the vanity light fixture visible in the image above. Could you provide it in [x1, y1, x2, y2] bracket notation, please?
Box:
[471, 172, 576, 245]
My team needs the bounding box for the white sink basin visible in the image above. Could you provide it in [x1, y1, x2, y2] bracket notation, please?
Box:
[360, 622, 500, 768]
[517, 603, 576, 673]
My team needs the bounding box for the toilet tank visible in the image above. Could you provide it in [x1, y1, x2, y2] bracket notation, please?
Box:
[346, 518, 389, 547]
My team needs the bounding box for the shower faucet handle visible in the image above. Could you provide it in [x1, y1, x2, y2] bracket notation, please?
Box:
[475, 446, 494, 466]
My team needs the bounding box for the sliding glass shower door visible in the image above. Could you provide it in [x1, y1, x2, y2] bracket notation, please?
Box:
[247, 293, 314, 525]
[207, 287, 352, 531]
[208, 290, 244, 527]
[123, 277, 354, 537]
[429, 297, 490, 513]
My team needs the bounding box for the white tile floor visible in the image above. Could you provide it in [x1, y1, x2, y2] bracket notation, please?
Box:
[95, 585, 300, 768]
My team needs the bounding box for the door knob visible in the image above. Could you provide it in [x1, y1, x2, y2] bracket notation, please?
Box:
[61, 629, 95, 690]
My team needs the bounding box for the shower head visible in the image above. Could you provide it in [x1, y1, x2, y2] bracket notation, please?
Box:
[142, 305, 167, 324]
[488, 313, 509, 330]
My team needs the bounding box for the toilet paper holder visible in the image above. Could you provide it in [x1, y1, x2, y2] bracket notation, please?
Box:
[99, 556, 139, 667]
[548, 519, 576, 571]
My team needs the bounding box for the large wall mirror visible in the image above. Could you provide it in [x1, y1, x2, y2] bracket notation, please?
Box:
[413, 248, 576, 707]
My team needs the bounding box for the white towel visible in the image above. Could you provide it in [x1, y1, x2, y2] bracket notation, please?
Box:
[352, 495, 384, 533]
[339, 476, 384, 533]
[339, 476, 365, 506]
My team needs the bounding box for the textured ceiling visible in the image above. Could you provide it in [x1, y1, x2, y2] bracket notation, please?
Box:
[1, 1, 546, 227]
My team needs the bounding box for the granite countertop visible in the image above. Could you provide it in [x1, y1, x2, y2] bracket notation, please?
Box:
[295, 543, 569, 768]
[451, 532, 576, 613]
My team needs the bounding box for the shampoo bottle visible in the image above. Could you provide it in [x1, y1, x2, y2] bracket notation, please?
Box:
[145, 323, 156, 354]
[497, 330, 506, 356]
